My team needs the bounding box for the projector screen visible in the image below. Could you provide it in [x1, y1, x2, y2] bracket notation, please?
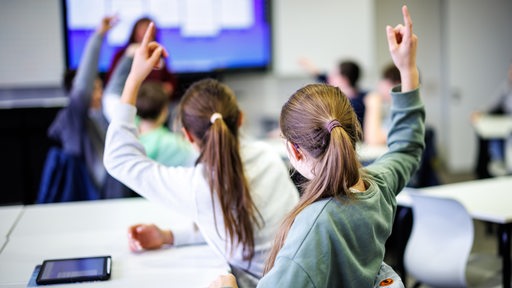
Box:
[62, 0, 272, 75]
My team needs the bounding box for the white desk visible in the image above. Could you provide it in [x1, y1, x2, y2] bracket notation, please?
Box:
[9, 198, 193, 237]
[397, 177, 512, 288]
[0, 205, 23, 253]
[473, 115, 512, 139]
[472, 115, 512, 177]
[0, 199, 229, 287]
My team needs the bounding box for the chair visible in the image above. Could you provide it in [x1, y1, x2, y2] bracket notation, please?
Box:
[37, 147, 100, 203]
[37, 147, 134, 203]
[404, 193, 502, 288]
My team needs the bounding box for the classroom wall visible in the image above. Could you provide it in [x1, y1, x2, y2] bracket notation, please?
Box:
[273, 0, 375, 77]
[0, 0, 64, 88]
[443, 0, 512, 172]
[226, 0, 375, 137]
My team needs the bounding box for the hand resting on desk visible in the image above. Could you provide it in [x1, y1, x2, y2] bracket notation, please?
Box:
[208, 273, 238, 288]
[128, 223, 174, 252]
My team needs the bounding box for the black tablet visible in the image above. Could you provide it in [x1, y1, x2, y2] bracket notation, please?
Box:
[36, 255, 111, 285]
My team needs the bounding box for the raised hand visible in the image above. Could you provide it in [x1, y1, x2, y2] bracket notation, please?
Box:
[121, 22, 169, 105]
[129, 22, 168, 83]
[386, 5, 419, 91]
[97, 15, 118, 35]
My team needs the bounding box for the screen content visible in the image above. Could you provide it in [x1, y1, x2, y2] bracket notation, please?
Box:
[63, 0, 271, 74]
[39, 258, 105, 280]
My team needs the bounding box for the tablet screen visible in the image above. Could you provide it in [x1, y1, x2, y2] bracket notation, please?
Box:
[36, 256, 111, 285]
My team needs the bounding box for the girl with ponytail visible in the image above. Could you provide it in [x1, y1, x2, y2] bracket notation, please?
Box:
[104, 22, 299, 281]
[211, 5, 424, 288]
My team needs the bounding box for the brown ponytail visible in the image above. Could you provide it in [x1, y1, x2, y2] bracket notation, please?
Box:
[179, 79, 261, 261]
[264, 83, 362, 273]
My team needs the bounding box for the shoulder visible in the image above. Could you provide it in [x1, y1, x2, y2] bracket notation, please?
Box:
[140, 128, 193, 151]
[285, 199, 335, 247]
[148, 127, 182, 141]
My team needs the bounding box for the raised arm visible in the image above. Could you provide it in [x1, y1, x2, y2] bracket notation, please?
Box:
[367, 5, 424, 194]
[102, 48, 134, 122]
[104, 22, 196, 218]
[71, 16, 116, 103]
[121, 22, 168, 106]
[386, 5, 419, 92]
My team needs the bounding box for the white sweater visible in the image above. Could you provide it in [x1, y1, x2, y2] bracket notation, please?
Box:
[104, 102, 299, 277]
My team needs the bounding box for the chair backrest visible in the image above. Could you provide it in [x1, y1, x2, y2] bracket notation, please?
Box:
[37, 147, 100, 203]
[404, 193, 474, 287]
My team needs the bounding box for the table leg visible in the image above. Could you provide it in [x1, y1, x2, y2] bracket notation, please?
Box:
[475, 136, 491, 179]
[499, 223, 511, 288]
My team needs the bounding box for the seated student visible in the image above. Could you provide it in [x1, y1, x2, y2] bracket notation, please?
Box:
[39, 16, 132, 202]
[135, 82, 197, 167]
[103, 22, 299, 283]
[299, 58, 368, 127]
[363, 64, 440, 188]
[210, 5, 423, 287]
[363, 63, 401, 146]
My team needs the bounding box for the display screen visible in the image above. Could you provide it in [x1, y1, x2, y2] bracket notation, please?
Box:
[37, 256, 111, 284]
[62, 0, 272, 74]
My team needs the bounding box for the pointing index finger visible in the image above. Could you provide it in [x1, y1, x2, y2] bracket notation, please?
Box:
[141, 22, 155, 47]
[402, 5, 413, 32]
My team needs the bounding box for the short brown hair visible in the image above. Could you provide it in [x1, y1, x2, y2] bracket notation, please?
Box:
[382, 63, 401, 84]
[136, 82, 168, 120]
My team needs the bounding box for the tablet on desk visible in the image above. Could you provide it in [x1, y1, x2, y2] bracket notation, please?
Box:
[36, 255, 111, 285]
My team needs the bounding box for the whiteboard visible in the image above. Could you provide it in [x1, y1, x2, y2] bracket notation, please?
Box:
[0, 0, 64, 88]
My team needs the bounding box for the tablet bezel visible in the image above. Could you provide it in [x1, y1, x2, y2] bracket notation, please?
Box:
[35, 255, 111, 285]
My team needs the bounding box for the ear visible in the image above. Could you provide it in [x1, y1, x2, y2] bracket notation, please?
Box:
[182, 127, 194, 144]
[286, 141, 302, 161]
[237, 111, 244, 128]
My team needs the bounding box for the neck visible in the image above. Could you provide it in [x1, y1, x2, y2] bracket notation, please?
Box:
[138, 120, 161, 135]
[344, 86, 358, 99]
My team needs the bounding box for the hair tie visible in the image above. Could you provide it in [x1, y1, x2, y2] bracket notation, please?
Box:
[326, 119, 341, 133]
[210, 112, 223, 124]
